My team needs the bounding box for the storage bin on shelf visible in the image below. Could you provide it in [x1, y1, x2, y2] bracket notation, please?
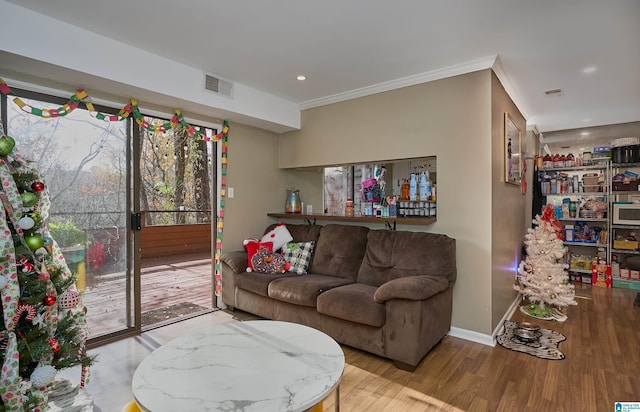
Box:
[612, 181, 640, 191]
[613, 240, 639, 250]
[612, 278, 640, 290]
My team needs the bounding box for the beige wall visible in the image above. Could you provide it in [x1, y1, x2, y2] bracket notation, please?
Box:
[222, 122, 323, 251]
[490, 73, 527, 330]
[278, 70, 497, 334]
[225, 70, 527, 336]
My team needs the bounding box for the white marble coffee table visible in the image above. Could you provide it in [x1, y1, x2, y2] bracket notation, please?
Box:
[132, 320, 344, 412]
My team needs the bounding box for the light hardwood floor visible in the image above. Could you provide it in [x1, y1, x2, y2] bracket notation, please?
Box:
[60, 283, 640, 411]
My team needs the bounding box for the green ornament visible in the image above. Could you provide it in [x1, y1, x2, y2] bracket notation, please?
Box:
[21, 191, 38, 208]
[0, 135, 15, 156]
[25, 234, 45, 251]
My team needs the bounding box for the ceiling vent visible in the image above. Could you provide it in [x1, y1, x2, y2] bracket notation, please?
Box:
[544, 88, 563, 97]
[204, 74, 233, 98]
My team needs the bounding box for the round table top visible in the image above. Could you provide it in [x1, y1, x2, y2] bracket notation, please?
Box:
[132, 320, 345, 412]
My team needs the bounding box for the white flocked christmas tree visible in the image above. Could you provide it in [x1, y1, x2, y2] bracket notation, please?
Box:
[516, 205, 577, 319]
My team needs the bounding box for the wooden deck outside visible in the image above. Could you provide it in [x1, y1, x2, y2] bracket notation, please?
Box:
[81, 251, 214, 338]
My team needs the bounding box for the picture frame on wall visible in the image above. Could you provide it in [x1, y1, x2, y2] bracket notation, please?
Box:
[504, 112, 522, 185]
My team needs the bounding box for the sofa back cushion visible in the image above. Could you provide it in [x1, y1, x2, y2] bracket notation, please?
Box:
[357, 230, 456, 287]
[311, 224, 370, 281]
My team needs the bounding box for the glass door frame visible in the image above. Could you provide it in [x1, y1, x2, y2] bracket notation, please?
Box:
[1, 87, 140, 347]
[1, 86, 221, 347]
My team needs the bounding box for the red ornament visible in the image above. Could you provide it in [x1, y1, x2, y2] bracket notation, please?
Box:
[21, 262, 35, 273]
[49, 338, 60, 353]
[31, 181, 45, 192]
[44, 295, 57, 306]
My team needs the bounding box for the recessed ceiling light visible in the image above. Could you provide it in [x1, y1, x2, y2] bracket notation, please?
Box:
[296, 75, 306, 81]
[582, 66, 597, 74]
[581, 132, 590, 136]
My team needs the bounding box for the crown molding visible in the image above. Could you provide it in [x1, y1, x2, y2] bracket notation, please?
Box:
[298, 55, 498, 110]
[491, 55, 530, 121]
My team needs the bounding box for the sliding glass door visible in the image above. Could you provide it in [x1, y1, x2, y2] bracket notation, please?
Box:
[2, 88, 218, 342]
[4, 89, 133, 341]
[135, 116, 216, 327]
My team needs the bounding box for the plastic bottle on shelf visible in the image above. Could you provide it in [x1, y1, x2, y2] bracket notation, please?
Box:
[419, 172, 428, 201]
[401, 178, 410, 200]
[345, 198, 354, 217]
[409, 173, 417, 201]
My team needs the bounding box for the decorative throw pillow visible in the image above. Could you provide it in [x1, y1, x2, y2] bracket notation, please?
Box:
[243, 239, 273, 272]
[251, 248, 290, 274]
[281, 241, 315, 275]
[261, 223, 293, 252]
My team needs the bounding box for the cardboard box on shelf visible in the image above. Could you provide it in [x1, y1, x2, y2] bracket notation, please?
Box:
[583, 176, 599, 186]
[592, 264, 612, 288]
[619, 268, 631, 278]
[582, 184, 601, 193]
[631, 270, 640, 280]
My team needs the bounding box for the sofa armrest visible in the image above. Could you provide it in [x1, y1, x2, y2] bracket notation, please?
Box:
[374, 276, 449, 303]
[220, 251, 248, 274]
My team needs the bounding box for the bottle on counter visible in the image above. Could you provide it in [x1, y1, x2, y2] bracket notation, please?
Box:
[401, 178, 410, 200]
[419, 172, 428, 201]
[345, 198, 354, 217]
[409, 173, 417, 201]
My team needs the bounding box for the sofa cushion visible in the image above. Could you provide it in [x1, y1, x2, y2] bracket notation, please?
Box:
[311, 224, 370, 281]
[235, 272, 298, 297]
[281, 241, 315, 274]
[261, 223, 293, 251]
[243, 240, 273, 271]
[220, 251, 248, 274]
[373, 275, 449, 303]
[317, 283, 385, 328]
[357, 229, 457, 286]
[268, 274, 353, 307]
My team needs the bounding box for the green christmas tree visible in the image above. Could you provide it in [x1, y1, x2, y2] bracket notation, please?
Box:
[0, 126, 93, 411]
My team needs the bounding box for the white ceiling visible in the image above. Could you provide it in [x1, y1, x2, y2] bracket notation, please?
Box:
[3, 0, 640, 134]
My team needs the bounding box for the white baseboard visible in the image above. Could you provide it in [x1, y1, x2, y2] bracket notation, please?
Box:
[448, 327, 494, 346]
[448, 294, 522, 347]
[492, 294, 522, 340]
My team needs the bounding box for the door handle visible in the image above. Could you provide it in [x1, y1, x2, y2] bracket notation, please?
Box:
[131, 213, 142, 231]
